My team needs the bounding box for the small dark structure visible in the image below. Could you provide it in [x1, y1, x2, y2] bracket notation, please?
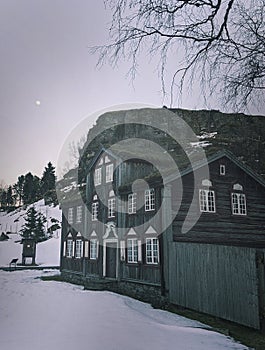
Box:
[0, 232, 9, 241]
[22, 238, 36, 265]
[9, 258, 18, 271]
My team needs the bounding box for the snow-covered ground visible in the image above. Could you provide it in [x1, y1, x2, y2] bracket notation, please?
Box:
[0, 200, 61, 266]
[0, 269, 249, 350]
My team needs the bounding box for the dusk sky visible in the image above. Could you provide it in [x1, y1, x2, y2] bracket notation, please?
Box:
[1, 0, 264, 185]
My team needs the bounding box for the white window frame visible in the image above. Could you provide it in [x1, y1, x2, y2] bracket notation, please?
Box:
[108, 197, 115, 218]
[76, 206, 82, 223]
[127, 238, 138, 263]
[67, 208, 73, 224]
[94, 168, 102, 186]
[220, 164, 226, 175]
[128, 193, 137, 214]
[90, 239, 98, 260]
[66, 239, 73, 258]
[199, 189, 216, 213]
[145, 188, 155, 211]
[146, 238, 159, 264]
[75, 239, 83, 258]
[106, 163, 114, 183]
[92, 202, 99, 221]
[231, 193, 247, 215]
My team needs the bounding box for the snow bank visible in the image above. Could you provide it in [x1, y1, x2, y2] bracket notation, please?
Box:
[0, 270, 248, 350]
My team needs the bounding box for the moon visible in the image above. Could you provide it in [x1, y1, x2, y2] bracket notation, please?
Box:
[35, 100, 41, 106]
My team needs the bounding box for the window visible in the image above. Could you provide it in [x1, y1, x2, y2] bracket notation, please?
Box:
[76, 206, 82, 223]
[220, 164, 226, 175]
[92, 202, 99, 221]
[146, 238, 159, 264]
[75, 239, 83, 258]
[94, 168, 102, 186]
[145, 189, 155, 211]
[66, 239, 73, 257]
[90, 239, 98, 259]
[68, 208, 73, 224]
[232, 193, 247, 215]
[127, 238, 138, 263]
[108, 198, 115, 218]
[128, 193, 137, 214]
[199, 189, 216, 212]
[106, 163, 114, 183]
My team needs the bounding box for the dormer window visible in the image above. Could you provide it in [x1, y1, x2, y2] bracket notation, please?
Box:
[199, 180, 215, 213]
[106, 163, 114, 183]
[231, 184, 246, 215]
[94, 168, 102, 186]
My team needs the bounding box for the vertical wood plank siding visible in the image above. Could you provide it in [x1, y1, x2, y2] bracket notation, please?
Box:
[169, 243, 260, 329]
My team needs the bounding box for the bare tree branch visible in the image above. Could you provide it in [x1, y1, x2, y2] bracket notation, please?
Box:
[92, 0, 265, 111]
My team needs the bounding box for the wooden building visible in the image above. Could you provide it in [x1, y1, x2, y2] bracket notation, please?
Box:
[60, 108, 265, 330]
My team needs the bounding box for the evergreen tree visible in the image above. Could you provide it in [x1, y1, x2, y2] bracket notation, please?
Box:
[0, 189, 7, 208]
[20, 207, 47, 243]
[22, 173, 41, 205]
[13, 175, 25, 206]
[41, 162, 56, 194]
[6, 186, 14, 207]
[41, 162, 57, 205]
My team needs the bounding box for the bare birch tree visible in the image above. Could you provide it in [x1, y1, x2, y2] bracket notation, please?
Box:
[91, 0, 265, 111]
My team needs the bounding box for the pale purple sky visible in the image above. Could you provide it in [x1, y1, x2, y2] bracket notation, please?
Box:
[0, 0, 264, 185]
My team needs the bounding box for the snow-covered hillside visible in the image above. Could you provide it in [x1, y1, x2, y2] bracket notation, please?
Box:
[0, 200, 61, 267]
[0, 269, 249, 350]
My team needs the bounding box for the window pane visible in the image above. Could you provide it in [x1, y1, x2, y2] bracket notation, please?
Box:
[76, 206, 82, 223]
[127, 238, 138, 263]
[108, 198, 115, 218]
[128, 193, 137, 214]
[145, 189, 155, 211]
[90, 240, 98, 259]
[92, 202, 98, 221]
[66, 239, 73, 257]
[106, 164, 114, 183]
[199, 189, 215, 213]
[239, 194, 246, 215]
[68, 208, 73, 224]
[75, 239, 82, 258]
[94, 168, 102, 186]
[146, 238, 159, 264]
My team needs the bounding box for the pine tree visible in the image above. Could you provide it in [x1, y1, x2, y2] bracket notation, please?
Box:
[41, 162, 57, 205]
[0, 189, 7, 208]
[20, 207, 47, 243]
[22, 173, 41, 205]
[41, 162, 56, 194]
[6, 186, 14, 207]
[13, 175, 25, 206]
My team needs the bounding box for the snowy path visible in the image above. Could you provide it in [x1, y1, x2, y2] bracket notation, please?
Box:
[0, 270, 249, 350]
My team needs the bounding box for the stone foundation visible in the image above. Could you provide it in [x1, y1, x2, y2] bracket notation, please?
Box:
[60, 270, 167, 308]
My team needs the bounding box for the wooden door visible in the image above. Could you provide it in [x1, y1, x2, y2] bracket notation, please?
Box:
[106, 242, 117, 278]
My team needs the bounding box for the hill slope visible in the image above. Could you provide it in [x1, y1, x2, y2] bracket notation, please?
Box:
[0, 200, 61, 267]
